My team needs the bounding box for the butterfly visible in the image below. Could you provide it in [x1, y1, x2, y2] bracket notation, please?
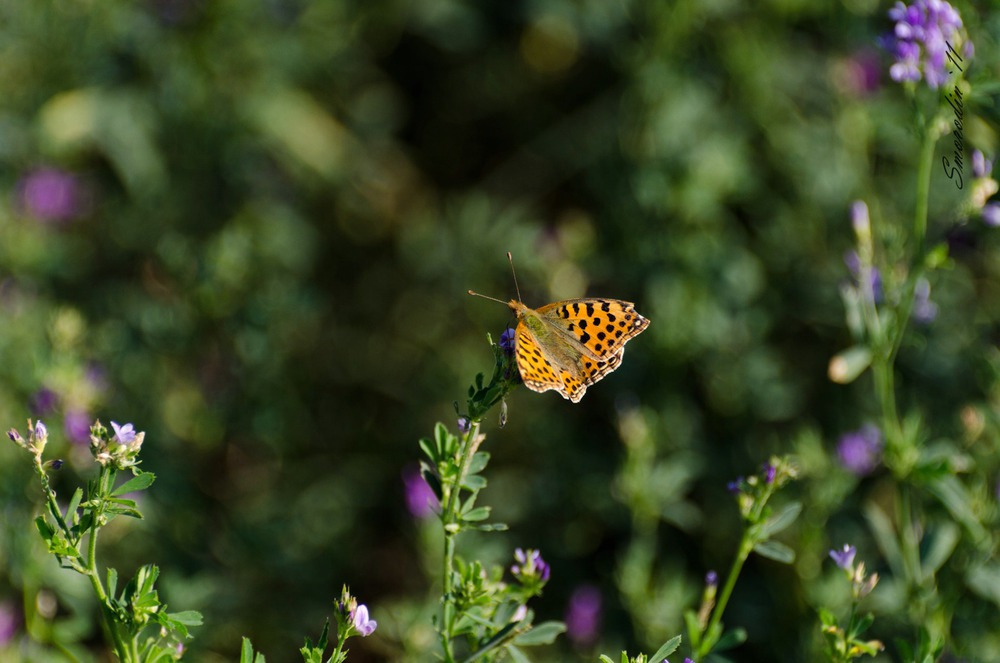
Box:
[470, 254, 650, 402]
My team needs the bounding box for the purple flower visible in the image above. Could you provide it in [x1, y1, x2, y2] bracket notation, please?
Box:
[402, 465, 437, 519]
[705, 570, 718, 588]
[111, 421, 136, 444]
[912, 278, 938, 324]
[829, 544, 857, 570]
[350, 604, 377, 637]
[34, 421, 48, 440]
[64, 410, 91, 445]
[31, 388, 58, 416]
[972, 150, 993, 179]
[983, 203, 1000, 228]
[499, 327, 516, 355]
[763, 463, 777, 485]
[885, 0, 971, 89]
[564, 585, 601, 647]
[834, 51, 882, 97]
[727, 477, 744, 494]
[457, 416, 470, 434]
[17, 168, 84, 222]
[851, 201, 870, 237]
[512, 548, 550, 583]
[836, 425, 883, 475]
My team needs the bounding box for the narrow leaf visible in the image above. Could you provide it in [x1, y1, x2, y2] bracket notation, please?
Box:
[753, 540, 796, 564]
[511, 621, 566, 646]
[111, 471, 156, 496]
[648, 634, 682, 662]
[760, 501, 802, 538]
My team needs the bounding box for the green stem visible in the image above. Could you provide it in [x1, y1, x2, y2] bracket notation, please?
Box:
[439, 420, 482, 663]
[695, 533, 753, 660]
[86, 469, 131, 663]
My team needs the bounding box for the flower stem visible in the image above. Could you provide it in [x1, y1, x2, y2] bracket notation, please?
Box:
[695, 533, 753, 660]
[439, 420, 482, 662]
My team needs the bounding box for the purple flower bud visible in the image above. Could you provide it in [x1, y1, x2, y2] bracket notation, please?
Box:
[457, 416, 471, 434]
[34, 421, 48, 440]
[705, 571, 718, 588]
[829, 544, 857, 570]
[764, 463, 777, 485]
[837, 425, 883, 475]
[727, 477, 744, 494]
[499, 327, 516, 355]
[851, 201, 870, 237]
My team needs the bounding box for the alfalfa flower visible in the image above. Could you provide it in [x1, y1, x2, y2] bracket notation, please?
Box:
[885, 0, 972, 89]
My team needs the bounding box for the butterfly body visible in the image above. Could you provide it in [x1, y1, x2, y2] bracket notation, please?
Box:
[507, 298, 650, 402]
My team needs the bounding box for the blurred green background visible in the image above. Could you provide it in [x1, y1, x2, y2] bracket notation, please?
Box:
[2, 0, 999, 661]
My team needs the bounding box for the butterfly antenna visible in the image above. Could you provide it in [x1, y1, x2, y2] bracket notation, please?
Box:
[507, 251, 523, 303]
[467, 290, 508, 305]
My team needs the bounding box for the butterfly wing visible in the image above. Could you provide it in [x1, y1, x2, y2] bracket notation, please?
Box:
[513, 322, 589, 402]
[513, 298, 649, 402]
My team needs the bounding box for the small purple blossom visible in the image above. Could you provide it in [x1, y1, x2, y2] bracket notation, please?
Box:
[912, 278, 938, 324]
[885, 0, 971, 89]
[763, 463, 777, 484]
[851, 201, 870, 237]
[402, 465, 438, 519]
[565, 585, 601, 647]
[457, 416, 470, 434]
[836, 425, 883, 476]
[111, 421, 136, 444]
[64, 410, 92, 445]
[983, 203, 1000, 228]
[705, 570, 718, 588]
[7, 429, 24, 444]
[34, 421, 48, 440]
[512, 548, 550, 583]
[499, 327, 516, 355]
[834, 50, 882, 97]
[972, 150, 993, 179]
[17, 168, 84, 222]
[350, 604, 377, 637]
[830, 544, 857, 570]
[727, 477, 744, 494]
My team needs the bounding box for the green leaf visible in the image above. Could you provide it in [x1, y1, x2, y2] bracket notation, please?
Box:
[864, 502, 903, 578]
[111, 471, 156, 496]
[511, 621, 566, 646]
[462, 506, 491, 522]
[241, 637, 266, 663]
[966, 563, 1000, 608]
[648, 634, 681, 662]
[167, 610, 203, 626]
[66, 488, 84, 524]
[505, 644, 531, 663]
[921, 521, 959, 576]
[599, 656, 615, 663]
[468, 451, 490, 474]
[419, 437, 436, 462]
[760, 501, 801, 538]
[462, 474, 487, 491]
[683, 609, 701, 650]
[928, 475, 988, 544]
[828, 346, 872, 384]
[713, 627, 747, 651]
[753, 540, 795, 564]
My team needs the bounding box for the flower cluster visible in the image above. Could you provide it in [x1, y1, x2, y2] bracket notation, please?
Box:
[729, 457, 798, 520]
[91, 420, 146, 470]
[885, 0, 972, 89]
[970, 150, 1000, 226]
[511, 548, 551, 592]
[7, 420, 48, 459]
